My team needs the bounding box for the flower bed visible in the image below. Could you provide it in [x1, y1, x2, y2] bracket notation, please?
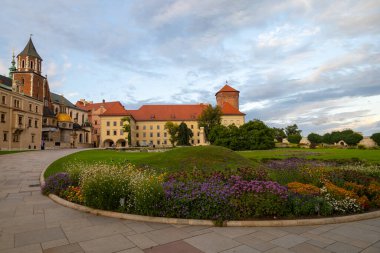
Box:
[41, 158, 380, 221]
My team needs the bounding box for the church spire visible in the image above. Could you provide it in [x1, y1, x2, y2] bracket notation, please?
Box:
[17, 37, 42, 60]
[8, 51, 16, 78]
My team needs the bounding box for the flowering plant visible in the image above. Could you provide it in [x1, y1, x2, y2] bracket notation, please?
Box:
[60, 186, 84, 204]
[287, 182, 320, 196]
[41, 173, 72, 195]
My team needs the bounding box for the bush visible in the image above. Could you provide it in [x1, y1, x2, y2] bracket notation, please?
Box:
[371, 133, 380, 146]
[288, 134, 302, 144]
[41, 173, 72, 196]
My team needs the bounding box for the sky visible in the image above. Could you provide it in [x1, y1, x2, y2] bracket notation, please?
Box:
[0, 0, 379, 136]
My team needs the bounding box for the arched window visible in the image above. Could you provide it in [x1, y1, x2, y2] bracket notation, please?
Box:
[21, 60, 25, 68]
[30, 61, 33, 69]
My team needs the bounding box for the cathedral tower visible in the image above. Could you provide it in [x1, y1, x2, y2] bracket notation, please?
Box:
[12, 37, 47, 102]
[215, 82, 240, 110]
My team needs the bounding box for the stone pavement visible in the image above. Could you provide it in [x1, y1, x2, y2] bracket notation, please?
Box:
[1, 150, 380, 253]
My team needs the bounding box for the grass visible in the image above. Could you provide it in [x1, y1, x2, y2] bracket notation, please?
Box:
[45, 146, 255, 177]
[0, 150, 30, 155]
[238, 148, 380, 163]
[44, 146, 380, 178]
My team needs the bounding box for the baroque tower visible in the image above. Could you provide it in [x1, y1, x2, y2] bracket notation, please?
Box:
[215, 82, 240, 110]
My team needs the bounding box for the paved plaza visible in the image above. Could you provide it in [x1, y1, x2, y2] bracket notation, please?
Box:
[1, 150, 380, 253]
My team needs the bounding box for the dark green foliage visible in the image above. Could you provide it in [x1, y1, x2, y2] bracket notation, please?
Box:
[164, 121, 179, 147]
[273, 127, 286, 142]
[322, 133, 333, 144]
[177, 122, 193, 146]
[308, 133, 323, 144]
[326, 129, 363, 145]
[285, 124, 302, 136]
[288, 134, 302, 144]
[209, 120, 275, 150]
[121, 117, 131, 145]
[197, 105, 222, 141]
[371, 133, 380, 146]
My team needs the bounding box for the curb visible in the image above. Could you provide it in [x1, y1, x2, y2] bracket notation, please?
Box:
[40, 161, 380, 227]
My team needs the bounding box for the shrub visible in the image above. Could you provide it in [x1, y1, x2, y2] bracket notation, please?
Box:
[41, 173, 72, 196]
[60, 186, 84, 204]
[371, 133, 380, 146]
[287, 182, 320, 196]
[321, 186, 362, 214]
[288, 134, 302, 144]
[288, 195, 332, 216]
[80, 164, 133, 210]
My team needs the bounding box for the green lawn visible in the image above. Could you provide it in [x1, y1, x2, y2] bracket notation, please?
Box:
[44, 146, 380, 178]
[238, 148, 380, 163]
[45, 146, 255, 177]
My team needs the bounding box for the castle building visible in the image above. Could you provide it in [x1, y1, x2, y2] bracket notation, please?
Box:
[88, 83, 245, 148]
[0, 37, 92, 150]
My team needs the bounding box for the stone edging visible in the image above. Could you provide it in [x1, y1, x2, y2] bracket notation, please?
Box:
[40, 162, 380, 227]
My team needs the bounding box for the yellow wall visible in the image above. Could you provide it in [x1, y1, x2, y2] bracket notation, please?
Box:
[100, 116, 129, 147]
[221, 115, 245, 127]
[0, 88, 43, 150]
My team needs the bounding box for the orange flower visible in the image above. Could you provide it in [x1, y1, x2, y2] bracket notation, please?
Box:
[287, 182, 320, 195]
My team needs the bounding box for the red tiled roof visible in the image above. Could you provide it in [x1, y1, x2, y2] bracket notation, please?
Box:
[99, 102, 128, 116]
[221, 102, 245, 115]
[215, 84, 239, 95]
[75, 101, 123, 111]
[127, 104, 209, 121]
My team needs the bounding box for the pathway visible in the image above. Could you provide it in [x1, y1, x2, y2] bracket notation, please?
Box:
[1, 150, 380, 253]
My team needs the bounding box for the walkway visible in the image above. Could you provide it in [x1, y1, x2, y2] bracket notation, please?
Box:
[1, 150, 380, 253]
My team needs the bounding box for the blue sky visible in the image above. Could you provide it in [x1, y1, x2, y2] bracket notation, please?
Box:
[0, 0, 379, 136]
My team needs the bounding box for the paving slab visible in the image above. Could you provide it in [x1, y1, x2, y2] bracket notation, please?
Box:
[220, 245, 260, 253]
[271, 234, 308, 248]
[78, 234, 135, 253]
[325, 241, 362, 253]
[185, 232, 240, 253]
[290, 242, 331, 253]
[42, 243, 83, 253]
[126, 234, 158, 249]
[15, 227, 66, 247]
[144, 240, 203, 253]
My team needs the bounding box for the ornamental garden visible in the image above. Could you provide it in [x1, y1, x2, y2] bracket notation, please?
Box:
[42, 145, 380, 223]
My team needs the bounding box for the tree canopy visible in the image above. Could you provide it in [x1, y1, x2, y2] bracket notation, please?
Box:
[371, 133, 380, 146]
[177, 122, 193, 146]
[121, 116, 131, 145]
[164, 121, 179, 147]
[197, 105, 222, 141]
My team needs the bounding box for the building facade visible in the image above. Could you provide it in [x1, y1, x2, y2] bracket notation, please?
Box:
[0, 37, 92, 150]
[96, 84, 245, 148]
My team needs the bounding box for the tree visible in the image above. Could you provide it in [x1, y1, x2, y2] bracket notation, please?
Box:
[343, 132, 363, 146]
[121, 116, 131, 146]
[322, 133, 332, 144]
[285, 124, 302, 136]
[308, 133, 323, 145]
[164, 121, 179, 147]
[177, 122, 193, 146]
[288, 134, 302, 144]
[197, 105, 222, 141]
[371, 133, 380, 146]
[273, 127, 286, 142]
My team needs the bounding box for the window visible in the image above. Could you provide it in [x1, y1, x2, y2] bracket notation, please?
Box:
[1, 95, 5, 104]
[150, 133, 153, 138]
[191, 125, 194, 129]
[0, 113, 5, 123]
[136, 125, 139, 130]
[94, 120, 98, 125]
[94, 129, 97, 134]
[29, 104, 32, 111]
[30, 61, 34, 69]
[120, 129, 123, 135]
[164, 140, 167, 144]
[35, 106, 38, 113]
[120, 121, 123, 126]
[150, 125, 153, 130]
[113, 121, 117, 126]
[70, 111, 73, 118]
[18, 116, 23, 125]
[35, 120, 38, 128]
[197, 140, 200, 144]
[157, 125, 160, 130]
[191, 140, 194, 144]
[107, 130, 110, 136]
[82, 115, 84, 123]
[113, 130, 117, 136]
[31, 134, 35, 143]
[28, 118, 32, 127]
[22, 60, 25, 68]
[143, 132, 146, 138]
[76, 113, 79, 120]
[43, 118, 47, 125]
[157, 140, 160, 145]
[62, 123, 67, 128]
[143, 125, 146, 130]
[136, 133, 139, 138]
[157, 133, 160, 137]
[164, 132, 167, 137]
[107, 121, 110, 126]
[3, 132, 8, 141]
[197, 132, 200, 136]
[13, 134, 19, 142]
[14, 99, 20, 108]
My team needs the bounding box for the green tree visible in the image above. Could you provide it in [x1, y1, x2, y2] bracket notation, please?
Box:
[197, 105, 222, 141]
[343, 132, 363, 145]
[322, 133, 333, 144]
[177, 122, 193, 146]
[164, 121, 179, 147]
[371, 133, 380, 146]
[121, 116, 131, 145]
[288, 134, 302, 144]
[273, 127, 286, 142]
[307, 133, 323, 145]
[285, 124, 302, 136]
